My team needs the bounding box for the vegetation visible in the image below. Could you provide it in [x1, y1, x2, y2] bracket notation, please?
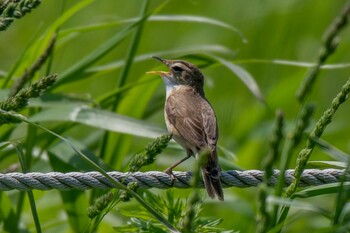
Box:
[1, 0, 350, 232]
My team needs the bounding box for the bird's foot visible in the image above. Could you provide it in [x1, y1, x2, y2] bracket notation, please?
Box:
[164, 168, 176, 185]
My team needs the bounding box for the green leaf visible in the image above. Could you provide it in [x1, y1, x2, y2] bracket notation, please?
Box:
[54, 5, 155, 88]
[86, 45, 236, 75]
[309, 137, 349, 162]
[306, 161, 347, 169]
[218, 145, 237, 161]
[4, 0, 94, 85]
[96, 76, 159, 106]
[293, 182, 350, 198]
[268, 196, 331, 218]
[0, 141, 11, 150]
[119, 210, 156, 220]
[48, 151, 90, 232]
[196, 53, 265, 103]
[234, 59, 350, 70]
[48, 137, 111, 172]
[13, 142, 43, 233]
[29, 104, 166, 138]
[0, 192, 19, 233]
[61, 15, 247, 42]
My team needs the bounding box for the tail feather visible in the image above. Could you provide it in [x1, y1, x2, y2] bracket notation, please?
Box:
[202, 161, 224, 201]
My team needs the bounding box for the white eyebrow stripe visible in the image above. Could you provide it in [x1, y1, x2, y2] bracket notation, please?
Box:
[172, 62, 191, 72]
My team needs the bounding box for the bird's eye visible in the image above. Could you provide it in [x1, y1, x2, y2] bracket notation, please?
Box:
[172, 66, 183, 72]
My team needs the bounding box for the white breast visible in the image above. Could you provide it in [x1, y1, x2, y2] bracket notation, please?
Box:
[162, 77, 180, 97]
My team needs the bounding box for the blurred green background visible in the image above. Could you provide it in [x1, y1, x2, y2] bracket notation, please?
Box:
[1, 0, 350, 232]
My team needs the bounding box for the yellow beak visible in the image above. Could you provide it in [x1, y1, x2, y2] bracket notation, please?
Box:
[146, 71, 169, 77]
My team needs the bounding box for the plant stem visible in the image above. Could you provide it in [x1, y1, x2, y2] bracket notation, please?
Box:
[272, 104, 314, 225]
[14, 142, 42, 233]
[22, 117, 179, 233]
[257, 110, 284, 233]
[277, 78, 350, 228]
[273, 1, 350, 229]
[286, 78, 350, 198]
[9, 33, 57, 97]
[99, 0, 150, 161]
[296, 0, 350, 103]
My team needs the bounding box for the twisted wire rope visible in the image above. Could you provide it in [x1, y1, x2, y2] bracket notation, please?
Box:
[0, 169, 348, 191]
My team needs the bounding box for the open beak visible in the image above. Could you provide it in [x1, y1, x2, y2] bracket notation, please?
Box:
[146, 70, 168, 76]
[146, 56, 170, 77]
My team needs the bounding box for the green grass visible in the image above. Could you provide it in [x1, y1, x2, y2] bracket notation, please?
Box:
[1, 0, 350, 232]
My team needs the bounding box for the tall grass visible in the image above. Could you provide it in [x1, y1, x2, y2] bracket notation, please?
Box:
[1, 0, 350, 232]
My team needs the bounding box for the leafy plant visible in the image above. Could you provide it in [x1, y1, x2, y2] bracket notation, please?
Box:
[114, 191, 233, 233]
[1, 1, 350, 232]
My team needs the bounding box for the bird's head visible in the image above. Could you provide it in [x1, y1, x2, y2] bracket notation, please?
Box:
[147, 56, 204, 92]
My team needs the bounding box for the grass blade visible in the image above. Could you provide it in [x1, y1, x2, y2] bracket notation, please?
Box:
[60, 14, 247, 43]
[234, 59, 350, 70]
[309, 137, 349, 162]
[87, 45, 236, 74]
[3, 0, 94, 87]
[54, 1, 169, 88]
[21, 116, 179, 232]
[29, 104, 166, 138]
[206, 54, 265, 102]
[293, 182, 350, 198]
[13, 142, 42, 233]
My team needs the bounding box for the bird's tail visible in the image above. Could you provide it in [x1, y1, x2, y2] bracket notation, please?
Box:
[202, 151, 224, 201]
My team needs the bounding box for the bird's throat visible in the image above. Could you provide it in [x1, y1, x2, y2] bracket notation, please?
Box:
[162, 77, 179, 97]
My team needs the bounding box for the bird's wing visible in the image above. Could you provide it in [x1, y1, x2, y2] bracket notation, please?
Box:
[166, 90, 218, 150]
[201, 100, 218, 151]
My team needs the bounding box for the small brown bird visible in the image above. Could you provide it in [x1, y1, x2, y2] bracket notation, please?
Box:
[148, 56, 224, 201]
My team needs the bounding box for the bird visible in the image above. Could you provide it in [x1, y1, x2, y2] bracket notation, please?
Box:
[147, 56, 224, 201]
